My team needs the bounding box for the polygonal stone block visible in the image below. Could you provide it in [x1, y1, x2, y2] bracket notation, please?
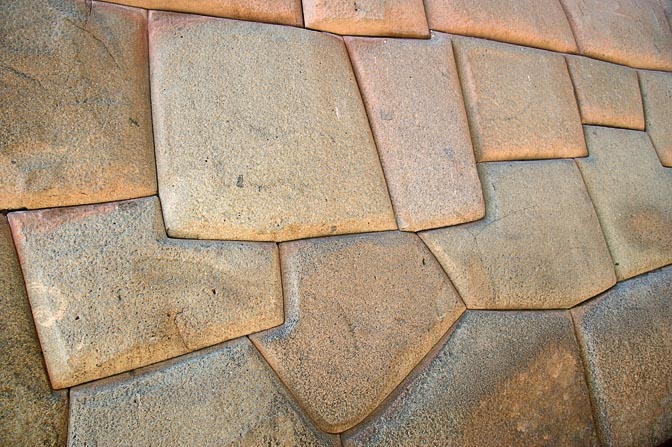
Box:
[639, 70, 672, 167]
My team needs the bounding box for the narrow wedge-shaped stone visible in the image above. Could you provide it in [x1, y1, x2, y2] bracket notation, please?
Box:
[639, 70, 672, 167]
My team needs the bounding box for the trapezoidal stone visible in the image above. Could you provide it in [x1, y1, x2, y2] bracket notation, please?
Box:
[639, 70, 672, 167]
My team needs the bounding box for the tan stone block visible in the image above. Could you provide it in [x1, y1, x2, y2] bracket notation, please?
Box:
[150, 12, 396, 242]
[343, 311, 598, 447]
[420, 160, 616, 309]
[8, 197, 282, 388]
[639, 70, 672, 167]
[0, 0, 156, 210]
[453, 37, 586, 162]
[575, 126, 672, 281]
[345, 33, 484, 231]
[250, 231, 465, 432]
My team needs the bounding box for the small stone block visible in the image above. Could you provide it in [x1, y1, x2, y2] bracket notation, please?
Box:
[639, 70, 672, 167]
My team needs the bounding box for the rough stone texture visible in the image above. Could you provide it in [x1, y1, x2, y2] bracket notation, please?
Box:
[452, 37, 586, 162]
[302, 0, 428, 37]
[0, 217, 68, 446]
[576, 126, 672, 281]
[345, 33, 484, 231]
[343, 311, 599, 447]
[251, 231, 465, 433]
[0, 0, 156, 210]
[566, 55, 645, 130]
[424, 0, 577, 53]
[150, 13, 396, 242]
[69, 338, 339, 446]
[572, 266, 672, 447]
[7, 197, 282, 389]
[639, 70, 672, 167]
[420, 160, 616, 309]
[560, 0, 672, 70]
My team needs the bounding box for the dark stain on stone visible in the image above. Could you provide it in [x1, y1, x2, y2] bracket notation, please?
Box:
[236, 175, 244, 188]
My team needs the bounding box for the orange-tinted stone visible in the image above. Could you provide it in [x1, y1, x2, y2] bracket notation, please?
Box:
[639, 70, 672, 167]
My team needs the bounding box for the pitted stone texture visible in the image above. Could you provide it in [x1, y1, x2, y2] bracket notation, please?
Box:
[150, 13, 395, 242]
[8, 197, 282, 389]
[345, 33, 484, 231]
[343, 311, 598, 447]
[69, 338, 339, 446]
[0, 0, 156, 210]
[560, 0, 672, 70]
[420, 160, 616, 309]
[639, 70, 672, 167]
[566, 56, 644, 130]
[0, 217, 68, 446]
[576, 126, 672, 281]
[572, 267, 672, 447]
[453, 37, 585, 162]
[302, 0, 428, 37]
[251, 231, 465, 433]
[424, 0, 577, 53]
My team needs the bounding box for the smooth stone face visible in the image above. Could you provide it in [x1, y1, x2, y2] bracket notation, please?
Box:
[0, 217, 68, 446]
[420, 160, 616, 309]
[639, 70, 672, 167]
[572, 266, 672, 447]
[251, 231, 465, 433]
[452, 37, 586, 162]
[0, 0, 156, 210]
[150, 13, 396, 242]
[345, 33, 484, 231]
[8, 197, 282, 388]
[69, 338, 339, 446]
[343, 311, 599, 447]
[576, 126, 672, 280]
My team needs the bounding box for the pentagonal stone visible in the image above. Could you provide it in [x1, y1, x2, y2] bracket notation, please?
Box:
[343, 311, 598, 447]
[250, 231, 465, 433]
[576, 126, 672, 280]
[150, 12, 395, 242]
[8, 197, 282, 388]
[0, 0, 156, 210]
[572, 266, 672, 447]
[639, 70, 672, 167]
[69, 338, 339, 446]
[420, 160, 616, 309]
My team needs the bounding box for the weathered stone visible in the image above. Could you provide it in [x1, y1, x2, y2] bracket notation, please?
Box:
[69, 338, 339, 446]
[150, 12, 395, 242]
[0, 217, 68, 446]
[452, 37, 586, 162]
[343, 311, 598, 447]
[0, 0, 156, 210]
[639, 70, 672, 167]
[566, 55, 644, 130]
[572, 266, 672, 447]
[345, 33, 484, 231]
[250, 231, 465, 433]
[420, 160, 616, 309]
[8, 197, 282, 389]
[576, 126, 672, 280]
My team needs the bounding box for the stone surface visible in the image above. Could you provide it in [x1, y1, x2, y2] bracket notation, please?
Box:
[560, 0, 672, 70]
[576, 126, 672, 281]
[8, 197, 282, 389]
[639, 70, 672, 167]
[0, 217, 68, 446]
[420, 160, 616, 309]
[302, 0, 428, 37]
[69, 338, 339, 446]
[251, 231, 465, 433]
[572, 266, 672, 447]
[424, 0, 577, 53]
[343, 311, 598, 447]
[566, 55, 645, 130]
[345, 33, 484, 231]
[452, 37, 586, 162]
[0, 0, 156, 210]
[150, 12, 396, 242]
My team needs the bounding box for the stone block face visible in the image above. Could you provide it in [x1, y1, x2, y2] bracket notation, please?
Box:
[8, 197, 282, 389]
[250, 231, 465, 433]
[576, 126, 672, 281]
[453, 37, 586, 162]
[639, 70, 672, 167]
[345, 33, 484, 231]
[150, 13, 396, 242]
[420, 160, 616, 309]
[0, 0, 157, 210]
[572, 266, 672, 447]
